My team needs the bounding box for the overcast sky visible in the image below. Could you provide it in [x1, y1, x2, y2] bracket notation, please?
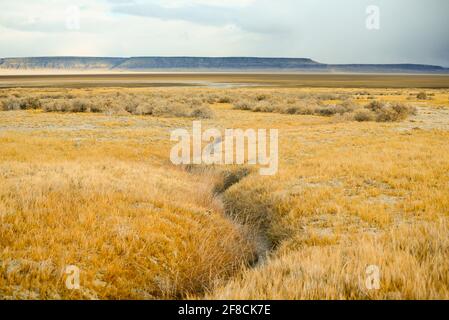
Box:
[1, 0, 448, 66]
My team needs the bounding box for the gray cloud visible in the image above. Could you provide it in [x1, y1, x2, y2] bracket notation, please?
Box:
[0, 0, 448, 66]
[111, 0, 296, 34]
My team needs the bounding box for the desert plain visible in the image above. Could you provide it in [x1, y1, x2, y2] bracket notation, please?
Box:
[0, 73, 448, 299]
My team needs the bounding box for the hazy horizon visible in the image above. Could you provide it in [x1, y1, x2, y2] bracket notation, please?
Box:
[1, 56, 448, 68]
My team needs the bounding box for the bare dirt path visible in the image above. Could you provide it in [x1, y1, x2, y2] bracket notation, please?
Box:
[399, 106, 449, 131]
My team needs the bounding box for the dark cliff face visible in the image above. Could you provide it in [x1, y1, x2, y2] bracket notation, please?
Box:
[114, 57, 321, 69]
[0, 56, 321, 70]
[0, 56, 447, 73]
[0, 57, 126, 70]
[327, 64, 446, 72]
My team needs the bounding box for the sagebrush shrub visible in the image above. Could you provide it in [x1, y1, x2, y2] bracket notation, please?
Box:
[365, 100, 385, 112]
[218, 96, 232, 103]
[190, 106, 214, 119]
[354, 109, 375, 122]
[1, 98, 21, 111]
[417, 92, 428, 100]
[234, 100, 253, 110]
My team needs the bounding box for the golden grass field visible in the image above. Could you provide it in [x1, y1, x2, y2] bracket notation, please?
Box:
[0, 74, 449, 299]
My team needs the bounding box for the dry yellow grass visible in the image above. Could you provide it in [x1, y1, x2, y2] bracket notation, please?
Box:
[0, 86, 448, 299]
[210, 220, 449, 299]
[0, 161, 255, 299]
[0, 107, 256, 299]
[208, 124, 449, 299]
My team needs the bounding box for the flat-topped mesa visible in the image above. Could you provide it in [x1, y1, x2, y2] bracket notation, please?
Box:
[0, 56, 447, 73]
[327, 63, 447, 73]
[0, 57, 126, 70]
[0, 56, 321, 71]
[114, 57, 321, 70]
